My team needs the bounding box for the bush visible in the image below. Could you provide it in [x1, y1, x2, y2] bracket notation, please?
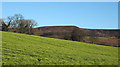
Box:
[71, 28, 85, 41]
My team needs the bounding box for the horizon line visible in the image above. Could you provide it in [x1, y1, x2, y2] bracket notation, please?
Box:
[35, 25, 119, 30]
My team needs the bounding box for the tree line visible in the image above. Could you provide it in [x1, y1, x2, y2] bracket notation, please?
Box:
[1, 14, 37, 35]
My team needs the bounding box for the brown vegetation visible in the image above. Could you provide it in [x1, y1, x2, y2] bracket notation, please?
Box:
[34, 26, 119, 47]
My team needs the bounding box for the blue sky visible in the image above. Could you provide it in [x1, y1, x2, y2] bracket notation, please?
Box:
[2, 2, 118, 29]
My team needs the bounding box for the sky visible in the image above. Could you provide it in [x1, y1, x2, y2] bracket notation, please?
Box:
[1, 0, 119, 2]
[2, 2, 118, 29]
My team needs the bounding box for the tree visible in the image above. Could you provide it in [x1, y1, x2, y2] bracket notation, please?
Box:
[71, 28, 85, 41]
[18, 21, 25, 33]
[1, 19, 11, 31]
[24, 20, 37, 35]
[6, 14, 37, 34]
[8, 14, 24, 29]
[17, 19, 37, 34]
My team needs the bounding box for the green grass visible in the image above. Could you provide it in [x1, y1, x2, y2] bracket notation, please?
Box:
[85, 36, 109, 40]
[1, 31, 118, 65]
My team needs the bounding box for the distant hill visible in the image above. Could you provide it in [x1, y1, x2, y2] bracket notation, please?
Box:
[35, 26, 119, 38]
[34, 26, 119, 47]
[2, 31, 118, 65]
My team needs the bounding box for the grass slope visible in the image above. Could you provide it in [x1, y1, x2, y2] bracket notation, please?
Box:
[2, 31, 118, 65]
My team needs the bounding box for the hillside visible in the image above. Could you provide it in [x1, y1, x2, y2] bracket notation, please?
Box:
[2, 31, 118, 65]
[34, 26, 119, 46]
[35, 26, 119, 38]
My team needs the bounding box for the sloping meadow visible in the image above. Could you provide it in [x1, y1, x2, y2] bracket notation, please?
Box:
[1, 31, 118, 65]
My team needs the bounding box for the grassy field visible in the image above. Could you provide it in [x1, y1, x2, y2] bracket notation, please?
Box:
[1, 31, 118, 65]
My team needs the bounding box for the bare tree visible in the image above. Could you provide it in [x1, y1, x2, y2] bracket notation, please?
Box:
[3, 14, 37, 34]
[8, 14, 24, 29]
